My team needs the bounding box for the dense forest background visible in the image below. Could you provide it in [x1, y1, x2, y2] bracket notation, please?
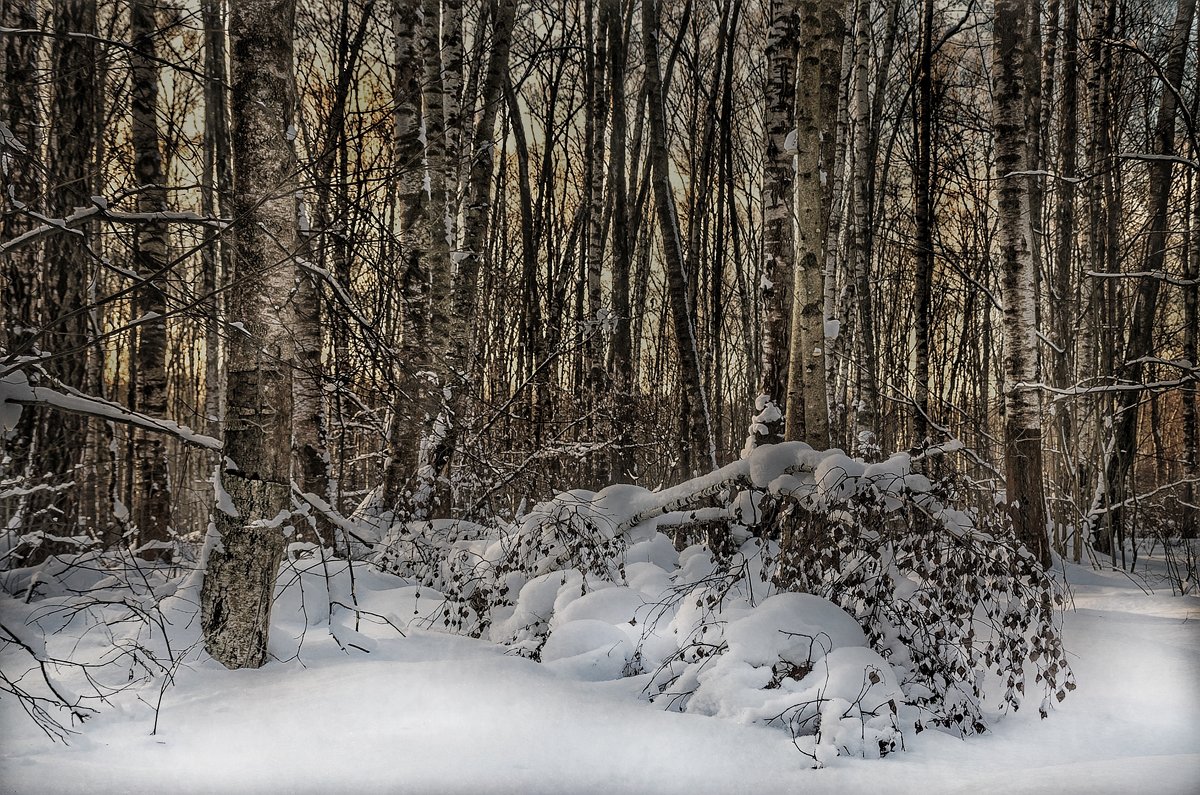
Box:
[1, 0, 1197, 642]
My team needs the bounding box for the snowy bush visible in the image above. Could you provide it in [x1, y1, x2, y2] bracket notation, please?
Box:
[388, 443, 1074, 763]
[2, 442, 1073, 763]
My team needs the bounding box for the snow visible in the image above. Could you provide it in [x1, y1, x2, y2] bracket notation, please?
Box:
[1, 555, 1196, 793]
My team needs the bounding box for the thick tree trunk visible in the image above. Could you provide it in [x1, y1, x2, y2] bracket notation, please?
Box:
[642, 0, 716, 475]
[994, 0, 1050, 567]
[784, 0, 841, 448]
[130, 0, 174, 561]
[200, 0, 299, 670]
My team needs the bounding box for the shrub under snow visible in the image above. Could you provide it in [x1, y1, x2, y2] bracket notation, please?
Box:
[371, 441, 1072, 764]
[1, 441, 1071, 762]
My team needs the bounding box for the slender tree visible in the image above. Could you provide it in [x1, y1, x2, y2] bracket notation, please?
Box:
[130, 0, 174, 560]
[785, 0, 842, 448]
[643, 0, 717, 474]
[759, 0, 799, 445]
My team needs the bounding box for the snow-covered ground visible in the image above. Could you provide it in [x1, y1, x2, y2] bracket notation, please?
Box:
[2, 555, 1196, 794]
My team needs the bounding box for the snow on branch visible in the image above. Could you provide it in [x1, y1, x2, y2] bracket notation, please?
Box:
[1, 366, 220, 451]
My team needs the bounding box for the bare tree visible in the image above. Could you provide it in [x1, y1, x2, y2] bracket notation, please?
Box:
[130, 0, 174, 561]
[200, 0, 300, 669]
[759, 0, 799, 445]
[642, 0, 716, 475]
[994, 0, 1050, 566]
[785, 0, 842, 448]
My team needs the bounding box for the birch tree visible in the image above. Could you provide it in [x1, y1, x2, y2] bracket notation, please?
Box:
[130, 0, 173, 560]
[784, 0, 841, 448]
[759, 0, 799, 446]
[993, 0, 1050, 566]
[200, 0, 300, 669]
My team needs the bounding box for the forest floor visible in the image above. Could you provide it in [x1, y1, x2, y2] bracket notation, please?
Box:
[1, 553, 1197, 794]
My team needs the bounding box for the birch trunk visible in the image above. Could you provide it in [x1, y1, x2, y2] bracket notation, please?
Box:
[759, 0, 798, 446]
[200, 0, 298, 669]
[994, 0, 1050, 567]
[438, 0, 517, 503]
[848, 0, 879, 458]
[382, 0, 437, 517]
[784, 0, 841, 447]
[130, 0, 173, 561]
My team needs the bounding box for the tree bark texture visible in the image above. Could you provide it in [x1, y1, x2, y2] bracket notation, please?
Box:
[994, 0, 1050, 567]
[382, 0, 437, 517]
[784, 0, 841, 448]
[759, 0, 799, 445]
[200, 0, 299, 670]
[131, 0, 174, 560]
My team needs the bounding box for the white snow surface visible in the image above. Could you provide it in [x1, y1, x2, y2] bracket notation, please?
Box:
[1, 554, 1198, 794]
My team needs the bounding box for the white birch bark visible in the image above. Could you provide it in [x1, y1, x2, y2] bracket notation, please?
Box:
[994, 0, 1050, 566]
[200, 0, 299, 669]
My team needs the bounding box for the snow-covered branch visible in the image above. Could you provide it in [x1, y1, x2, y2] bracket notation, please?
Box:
[1, 368, 220, 451]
